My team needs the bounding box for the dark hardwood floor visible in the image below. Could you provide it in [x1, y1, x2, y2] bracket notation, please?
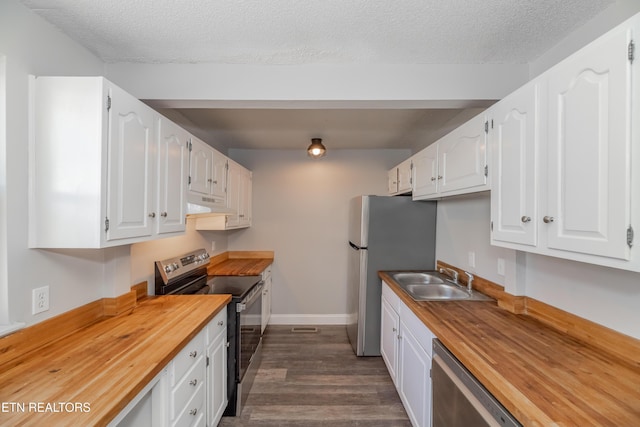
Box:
[219, 325, 411, 427]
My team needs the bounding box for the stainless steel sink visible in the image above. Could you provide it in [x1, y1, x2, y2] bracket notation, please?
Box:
[388, 271, 493, 301]
[392, 272, 445, 285]
[404, 283, 471, 300]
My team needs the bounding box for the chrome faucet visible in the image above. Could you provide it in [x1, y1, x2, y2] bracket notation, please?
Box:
[439, 267, 458, 284]
[464, 271, 474, 293]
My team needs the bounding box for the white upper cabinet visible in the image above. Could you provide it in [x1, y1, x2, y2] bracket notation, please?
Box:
[156, 116, 189, 235]
[29, 76, 186, 248]
[490, 14, 640, 271]
[411, 144, 438, 198]
[413, 112, 489, 200]
[490, 80, 541, 247]
[105, 83, 156, 241]
[188, 136, 228, 210]
[545, 21, 632, 261]
[226, 159, 252, 229]
[388, 158, 413, 195]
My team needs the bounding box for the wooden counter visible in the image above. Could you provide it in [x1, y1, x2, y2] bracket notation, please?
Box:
[379, 271, 640, 427]
[0, 294, 230, 426]
[207, 251, 274, 276]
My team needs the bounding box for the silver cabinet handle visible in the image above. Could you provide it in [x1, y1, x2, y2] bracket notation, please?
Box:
[217, 320, 224, 326]
[437, 175, 443, 180]
[148, 212, 156, 218]
[189, 379, 198, 386]
[189, 350, 198, 358]
[189, 408, 198, 416]
[430, 177, 436, 182]
[521, 216, 531, 223]
[543, 216, 555, 223]
[160, 212, 168, 217]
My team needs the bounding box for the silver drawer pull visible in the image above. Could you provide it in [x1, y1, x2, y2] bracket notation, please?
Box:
[189, 379, 198, 386]
[189, 350, 198, 358]
[217, 320, 224, 326]
[160, 212, 168, 217]
[521, 216, 531, 223]
[189, 408, 198, 416]
[148, 212, 156, 218]
[543, 216, 555, 223]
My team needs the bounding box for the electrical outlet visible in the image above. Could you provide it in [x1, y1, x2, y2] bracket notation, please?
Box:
[32, 286, 50, 315]
[211, 241, 216, 252]
[468, 251, 476, 268]
[497, 258, 506, 276]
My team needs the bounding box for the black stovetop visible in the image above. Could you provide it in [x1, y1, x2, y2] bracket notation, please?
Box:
[206, 275, 262, 300]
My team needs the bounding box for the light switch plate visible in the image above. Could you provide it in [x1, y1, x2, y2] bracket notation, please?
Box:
[497, 258, 506, 276]
[468, 251, 476, 268]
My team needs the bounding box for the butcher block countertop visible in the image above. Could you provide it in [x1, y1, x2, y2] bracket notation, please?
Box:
[0, 294, 230, 427]
[207, 250, 274, 276]
[379, 271, 640, 427]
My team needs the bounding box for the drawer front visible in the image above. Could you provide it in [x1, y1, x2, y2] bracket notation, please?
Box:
[171, 355, 206, 420]
[172, 379, 206, 427]
[400, 302, 434, 358]
[207, 307, 227, 343]
[171, 329, 205, 386]
[382, 280, 401, 313]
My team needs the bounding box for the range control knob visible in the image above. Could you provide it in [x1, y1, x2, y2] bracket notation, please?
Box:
[164, 264, 174, 274]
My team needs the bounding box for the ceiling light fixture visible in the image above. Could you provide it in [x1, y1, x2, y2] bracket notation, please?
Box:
[307, 138, 327, 159]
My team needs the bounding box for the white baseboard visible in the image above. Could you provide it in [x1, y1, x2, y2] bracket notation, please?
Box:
[269, 314, 349, 325]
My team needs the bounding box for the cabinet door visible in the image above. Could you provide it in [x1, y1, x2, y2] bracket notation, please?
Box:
[491, 81, 540, 247]
[106, 84, 155, 241]
[380, 296, 400, 386]
[412, 144, 439, 199]
[397, 159, 413, 194]
[189, 137, 213, 196]
[210, 149, 228, 200]
[546, 23, 632, 260]
[261, 274, 272, 334]
[157, 117, 188, 235]
[206, 325, 227, 427]
[388, 168, 399, 194]
[225, 160, 241, 228]
[398, 321, 431, 427]
[438, 114, 488, 195]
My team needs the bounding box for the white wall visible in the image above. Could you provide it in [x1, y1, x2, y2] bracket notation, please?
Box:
[435, 195, 640, 340]
[130, 224, 228, 296]
[0, 0, 108, 328]
[227, 149, 409, 323]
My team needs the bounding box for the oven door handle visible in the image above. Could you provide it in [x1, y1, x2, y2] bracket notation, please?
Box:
[237, 282, 264, 312]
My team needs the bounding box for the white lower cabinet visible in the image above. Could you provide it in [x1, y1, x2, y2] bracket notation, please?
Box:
[206, 309, 228, 427]
[261, 264, 273, 334]
[113, 308, 227, 427]
[381, 281, 433, 427]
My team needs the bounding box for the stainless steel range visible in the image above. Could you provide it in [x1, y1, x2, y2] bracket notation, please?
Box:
[155, 249, 263, 417]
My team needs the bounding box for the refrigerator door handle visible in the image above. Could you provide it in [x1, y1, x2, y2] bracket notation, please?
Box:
[349, 241, 367, 251]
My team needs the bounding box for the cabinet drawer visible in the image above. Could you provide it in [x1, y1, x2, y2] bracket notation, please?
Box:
[171, 329, 205, 386]
[400, 303, 434, 358]
[382, 281, 402, 313]
[172, 379, 206, 427]
[171, 354, 206, 420]
[207, 307, 227, 343]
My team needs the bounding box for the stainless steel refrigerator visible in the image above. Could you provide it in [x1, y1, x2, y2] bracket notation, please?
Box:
[347, 195, 437, 356]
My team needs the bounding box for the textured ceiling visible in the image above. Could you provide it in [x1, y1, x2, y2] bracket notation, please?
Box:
[21, 0, 613, 65]
[21, 0, 614, 151]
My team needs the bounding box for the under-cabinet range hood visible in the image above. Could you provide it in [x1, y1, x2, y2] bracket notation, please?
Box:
[186, 194, 236, 215]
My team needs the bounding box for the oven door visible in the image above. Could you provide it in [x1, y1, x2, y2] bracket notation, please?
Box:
[238, 282, 263, 381]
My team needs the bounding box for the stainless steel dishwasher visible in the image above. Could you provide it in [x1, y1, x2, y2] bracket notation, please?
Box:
[432, 339, 521, 427]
